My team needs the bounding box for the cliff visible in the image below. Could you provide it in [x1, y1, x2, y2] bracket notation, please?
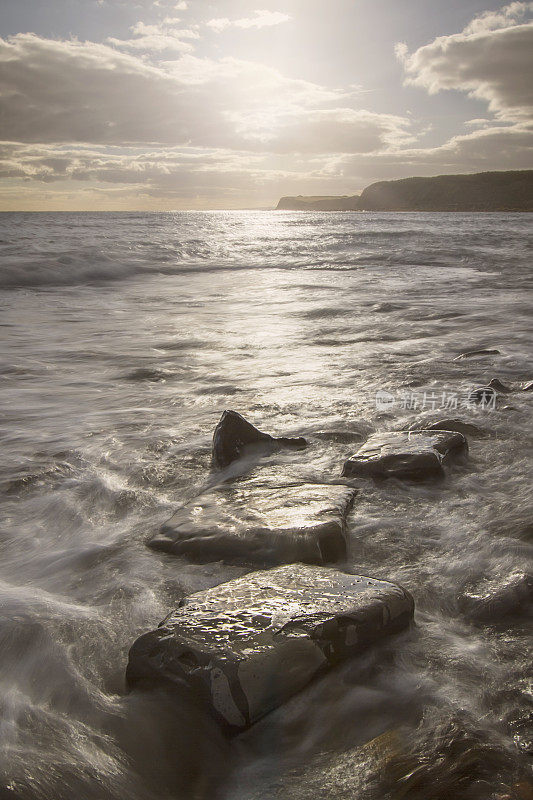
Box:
[276, 170, 533, 212]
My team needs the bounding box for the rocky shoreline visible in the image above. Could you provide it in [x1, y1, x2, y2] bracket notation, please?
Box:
[125, 369, 533, 738]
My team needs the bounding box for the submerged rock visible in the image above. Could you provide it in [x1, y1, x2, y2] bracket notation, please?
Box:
[126, 564, 414, 731]
[341, 430, 467, 482]
[468, 386, 498, 407]
[486, 378, 513, 393]
[425, 419, 487, 438]
[314, 429, 365, 444]
[149, 478, 356, 565]
[459, 573, 533, 622]
[212, 410, 307, 469]
[123, 367, 177, 382]
[454, 349, 501, 361]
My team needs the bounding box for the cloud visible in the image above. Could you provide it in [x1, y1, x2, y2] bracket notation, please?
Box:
[0, 33, 412, 156]
[397, 2, 533, 121]
[206, 10, 291, 33]
[2, 4, 532, 208]
[0, 34, 210, 145]
[230, 107, 414, 154]
[0, 142, 331, 206]
[108, 19, 199, 52]
[153, 0, 188, 7]
[4, 120, 530, 206]
[338, 122, 533, 183]
[426, 122, 533, 166]
[462, 1, 532, 33]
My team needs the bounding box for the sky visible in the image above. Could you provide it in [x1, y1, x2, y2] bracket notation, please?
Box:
[0, 0, 532, 210]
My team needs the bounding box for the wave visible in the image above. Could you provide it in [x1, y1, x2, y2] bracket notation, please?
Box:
[1, 211, 529, 289]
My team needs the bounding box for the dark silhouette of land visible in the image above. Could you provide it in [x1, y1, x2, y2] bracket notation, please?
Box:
[276, 170, 533, 212]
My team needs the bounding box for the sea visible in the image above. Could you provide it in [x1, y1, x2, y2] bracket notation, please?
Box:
[0, 211, 532, 800]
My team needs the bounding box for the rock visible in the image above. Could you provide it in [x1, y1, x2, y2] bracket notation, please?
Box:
[454, 349, 501, 360]
[467, 387, 498, 409]
[314, 429, 365, 444]
[486, 378, 513, 393]
[341, 430, 468, 482]
[149, 478, 356, 565]
[126, 564, 414, 731]
[425, 419, 487, 438]
[459, 573, 533, 622]
[212, 410, 307, 469]
[123, 367, 177, 382]
[522, 381, 533, 392]
[232, 730, 404, 798]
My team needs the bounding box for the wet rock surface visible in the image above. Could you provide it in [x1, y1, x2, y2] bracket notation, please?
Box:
[425, 419, 487, 438]
[459, 573, 533, 622]
[313, 429, 365, 444]
[126, 564, 414, 731]
[212, 410, 307, 469]
[341, 430, 468, 482]
[149, 478, 356, 565]
[467, 386, 498, 407]
[454, 348, 501, 360]
[486, 378, 513, 393]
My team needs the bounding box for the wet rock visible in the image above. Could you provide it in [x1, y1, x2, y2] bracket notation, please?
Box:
[122, 367, 176, 382]
[371, 302, 403, 313]
[459, 573, 533, 622]
[149, 478, 356, 565]
[522, 381, 533, 392]
[425, 419, 487, 438]
[341, 430, 467, 482]
[212, 410, 307, 469]
[314, 429, 365, 444]
[232, 730, 404, 798]
[486, 378, 513, 393]
[126, 564, 414, 731]
[467, 386, 497, 407]
[454, 348, 501, 361]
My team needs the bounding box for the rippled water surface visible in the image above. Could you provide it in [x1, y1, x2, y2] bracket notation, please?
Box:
[0, 211, 532, 799]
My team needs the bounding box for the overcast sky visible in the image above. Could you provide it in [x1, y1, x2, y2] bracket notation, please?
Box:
[0, 0, 531, 209]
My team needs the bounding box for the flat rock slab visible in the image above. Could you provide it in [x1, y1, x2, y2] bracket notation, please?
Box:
[126, 564, 414, 731]
[149, 478, 356, 565]
[212, 410, 307, 469]
[342, 430, 467, 481]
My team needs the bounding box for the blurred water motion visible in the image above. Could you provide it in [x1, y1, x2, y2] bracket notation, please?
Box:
[0, 210, 531, 799]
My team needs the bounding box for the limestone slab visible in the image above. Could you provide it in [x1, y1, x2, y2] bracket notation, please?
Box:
[342, 430, 467, 481]
[149, 478, 356, 565]
[126, 564, 414, 731]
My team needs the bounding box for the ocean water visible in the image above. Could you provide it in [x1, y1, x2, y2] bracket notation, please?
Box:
[0, 211, 531, 800]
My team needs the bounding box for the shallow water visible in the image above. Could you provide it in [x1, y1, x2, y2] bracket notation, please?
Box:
[0, 211, 532, 799]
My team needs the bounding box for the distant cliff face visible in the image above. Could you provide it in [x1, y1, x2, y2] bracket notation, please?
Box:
[276, 170, 533, 212]
[358, 171, 533, 211]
